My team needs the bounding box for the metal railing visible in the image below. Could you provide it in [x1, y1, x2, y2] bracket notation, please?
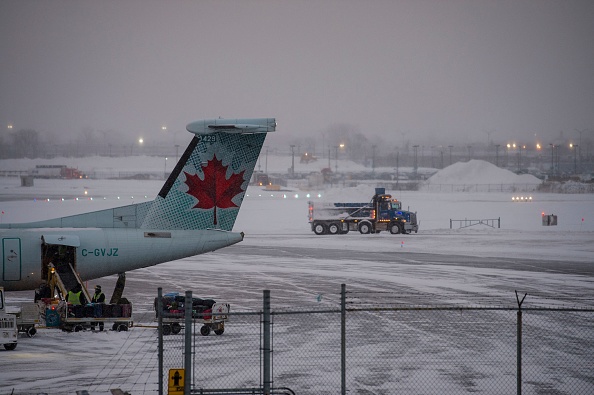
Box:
[450, 217, 501, 229]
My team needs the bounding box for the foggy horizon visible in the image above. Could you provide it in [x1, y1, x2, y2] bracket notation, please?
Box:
[1, 0, 593, 154]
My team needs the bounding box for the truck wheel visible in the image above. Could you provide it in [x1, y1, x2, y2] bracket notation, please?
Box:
[117, 324, 128, 332]
[328, 223, 340, 235]
[4, 343, 17, 351]
[313, 223, 327, 235]
[214, 328, 224, 335]
[163, 324, 172, 336]
[389, 222, 402, 234]
[171, 323, 182, 334]
[358, 222, 372, 234]
[200, 325, 211, 336]
[27, 326, 37, 338]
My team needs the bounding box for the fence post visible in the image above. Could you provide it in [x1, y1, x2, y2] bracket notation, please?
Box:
[263, 290, 271, 395]
[158, 287, 163, 395]
[517, 308, 522, 395]
[184, 290, 192, 395]
[341, 284, 346, 395]
[515, 291, 527, 395]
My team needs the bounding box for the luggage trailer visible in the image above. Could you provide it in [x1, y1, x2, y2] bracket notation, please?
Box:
[43, 301, 133, 332]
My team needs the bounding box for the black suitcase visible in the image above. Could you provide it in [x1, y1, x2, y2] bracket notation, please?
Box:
[102, 304, 113, 317]
[83, 305, 94, 318]
[111, 304, 122, 318]
[73, 305, 84, 318]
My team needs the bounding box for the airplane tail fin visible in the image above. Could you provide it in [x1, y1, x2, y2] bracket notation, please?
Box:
[141, 118, 276, 230]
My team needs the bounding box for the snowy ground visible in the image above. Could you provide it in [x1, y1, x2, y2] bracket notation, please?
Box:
[0, 159, 593, 394]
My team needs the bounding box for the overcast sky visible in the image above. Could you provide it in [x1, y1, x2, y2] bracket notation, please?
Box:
[1, 0, 593, 151]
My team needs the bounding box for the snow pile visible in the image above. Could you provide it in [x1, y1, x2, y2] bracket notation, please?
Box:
[425, 160, 541, 185]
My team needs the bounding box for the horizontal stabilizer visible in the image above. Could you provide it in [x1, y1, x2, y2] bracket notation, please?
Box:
[187, 118, 276, 135]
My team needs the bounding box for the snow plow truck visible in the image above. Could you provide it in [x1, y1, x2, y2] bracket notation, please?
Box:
[308, 188, 419, 235]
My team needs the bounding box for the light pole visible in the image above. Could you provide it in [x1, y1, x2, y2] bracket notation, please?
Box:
[570, 143, 579, 174]
[372, 145, 377, 173]
[335, 143, 344, 173]
[161, 126, 167, 157]
[549, 144, 555, 176]
[448, 145, 453, 166]
[174, 145, 179, 163]
[413, 145, 419, 179]
[395, 150, 399, 183]
[290, 145, 295, 176]
[164, 157, 168, 180]
[495, 144, 500, 167]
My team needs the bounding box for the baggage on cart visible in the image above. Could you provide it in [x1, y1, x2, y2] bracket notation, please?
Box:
[41, 299, 133, 332]
[155, 294, 230, 336]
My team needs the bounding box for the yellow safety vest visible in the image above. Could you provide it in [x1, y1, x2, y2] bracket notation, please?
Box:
[68, 290, 82, 305]
[92, 292, 104, 303]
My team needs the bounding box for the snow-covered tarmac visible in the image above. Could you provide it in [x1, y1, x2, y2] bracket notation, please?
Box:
[0, 163, 593, 394]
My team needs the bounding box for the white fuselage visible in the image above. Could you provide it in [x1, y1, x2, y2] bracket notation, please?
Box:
[0, 228, 243, 291]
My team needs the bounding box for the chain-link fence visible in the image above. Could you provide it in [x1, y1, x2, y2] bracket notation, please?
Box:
[157, 287, 594, 395]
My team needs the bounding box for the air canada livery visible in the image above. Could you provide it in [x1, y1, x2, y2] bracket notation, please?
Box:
[0, 118, 276, 291]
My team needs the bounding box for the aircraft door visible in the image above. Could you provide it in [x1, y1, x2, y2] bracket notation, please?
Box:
[2, 238, 22, 281]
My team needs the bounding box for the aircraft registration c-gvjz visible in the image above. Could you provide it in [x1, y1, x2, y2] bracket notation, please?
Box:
[0, 118, 276, 292]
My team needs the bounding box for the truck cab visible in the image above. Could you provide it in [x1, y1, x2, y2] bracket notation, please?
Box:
[373, 193, 418, 234]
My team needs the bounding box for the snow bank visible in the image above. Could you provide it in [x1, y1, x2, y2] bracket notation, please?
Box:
[425, 160, 541, 185]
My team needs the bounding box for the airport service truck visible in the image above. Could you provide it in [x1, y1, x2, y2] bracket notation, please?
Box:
[0, 287, 18, 350]
[29, 165, 86, 179]
[308, 188, 419, 235]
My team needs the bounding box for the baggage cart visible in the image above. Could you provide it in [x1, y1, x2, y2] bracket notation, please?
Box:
[42, 299, 133, 332]
[155, 294, 230, 336]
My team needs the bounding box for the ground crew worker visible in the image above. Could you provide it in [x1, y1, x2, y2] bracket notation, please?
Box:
[66, 283, 86, 305]
[34, 280, 51, 302]
[91, 285, 106, 331]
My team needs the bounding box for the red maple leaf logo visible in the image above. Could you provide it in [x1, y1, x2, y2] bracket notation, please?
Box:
[183, 156, 245, 225]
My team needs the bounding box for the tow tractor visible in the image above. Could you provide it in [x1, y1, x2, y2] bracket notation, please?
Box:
[11, 302, 40, 338]
[0, 286, 18, 350]
[155, 293, 230, 336]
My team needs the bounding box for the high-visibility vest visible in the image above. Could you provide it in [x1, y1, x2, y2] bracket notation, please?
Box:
[68, 290, 82, 305]
[92, 292, 104, 303]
